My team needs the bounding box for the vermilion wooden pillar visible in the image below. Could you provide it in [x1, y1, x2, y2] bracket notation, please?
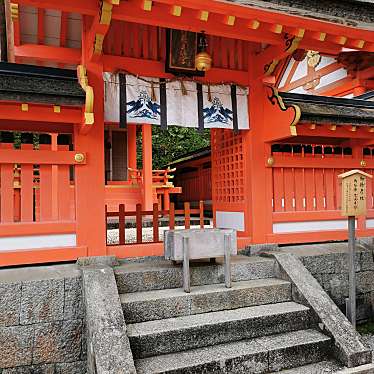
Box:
[245, 75, 274, 243]
[127, 124, 137, 176]
[74, 62, 106, 256]
[142, 124, 153, 211]
[74, 17, 106, 256]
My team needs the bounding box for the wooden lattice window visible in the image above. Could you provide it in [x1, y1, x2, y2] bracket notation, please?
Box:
[211, 129, 245, 203]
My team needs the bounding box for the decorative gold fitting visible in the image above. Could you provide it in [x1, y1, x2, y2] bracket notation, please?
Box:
[361, 160, 367, 168]
[267, 156, 275, 167]
[21, 103, 29, 112]
[248, 20, 260, 30]
[271, 24, 283, 34]
[199, 10, 209, 21]
[100, 1, 113, 25]
[225, 15, 236, 26]
[171, 5, 182, 16]
[143, 0, 152, 11]
[74, 153, 85, 163]
[53, 105, 61, 113]
[10, 3, 18, 20]
[94, 33, 104, 54]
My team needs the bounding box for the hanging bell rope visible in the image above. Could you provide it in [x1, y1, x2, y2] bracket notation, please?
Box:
[107, 69, 247, 90]
[207, 84, 212, 102]
[150, 81, 157, 101]
[180, 80, 188, 95]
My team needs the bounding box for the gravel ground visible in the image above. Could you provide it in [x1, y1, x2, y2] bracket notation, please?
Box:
[107, 224, 213, 245]
[361, 334, 374, 356]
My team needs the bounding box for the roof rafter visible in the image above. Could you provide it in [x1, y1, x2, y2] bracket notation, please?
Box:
[85, 0, 120, 62]
[113, 0, 284, 45]
[12, 0, 374, 42]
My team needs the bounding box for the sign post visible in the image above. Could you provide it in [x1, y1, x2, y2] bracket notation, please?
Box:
[338, 170, 372, 328]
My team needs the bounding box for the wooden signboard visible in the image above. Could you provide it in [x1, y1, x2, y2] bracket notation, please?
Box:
[338, 169, 372, 328]
[165, 29, 204, 76]
[339, 170, 372, 217]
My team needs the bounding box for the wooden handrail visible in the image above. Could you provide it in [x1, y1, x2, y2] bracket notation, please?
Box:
[106, 201, 205, 246]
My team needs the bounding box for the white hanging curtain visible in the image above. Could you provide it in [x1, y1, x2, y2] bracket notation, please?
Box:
[103, 73, 249, 130]
[166, 81, 199, 128]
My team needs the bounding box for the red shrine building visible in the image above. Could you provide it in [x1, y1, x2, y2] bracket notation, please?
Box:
[0, 0, 373, 266]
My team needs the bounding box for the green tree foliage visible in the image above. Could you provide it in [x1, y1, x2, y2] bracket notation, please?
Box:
[137, 126, 210, 169]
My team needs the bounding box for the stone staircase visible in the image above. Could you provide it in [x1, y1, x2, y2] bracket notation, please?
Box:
[115, 256, 340, 373]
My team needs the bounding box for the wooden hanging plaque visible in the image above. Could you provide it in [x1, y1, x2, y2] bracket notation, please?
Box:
[338, 169, 372, 217]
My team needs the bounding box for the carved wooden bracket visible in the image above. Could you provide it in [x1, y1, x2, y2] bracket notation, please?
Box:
[263, 34, 302, 76]
[263, 86, 301, 141]
[92, 0, 120, 56]
[77, 65, 94, 126]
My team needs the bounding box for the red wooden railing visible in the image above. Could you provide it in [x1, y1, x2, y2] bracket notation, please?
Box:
[128, 166, 176, 186]
[0, 144, 76, 226]
[106, 200, 205, 245]
[268, 144, 374, 243]
[0, 143, 87, 266]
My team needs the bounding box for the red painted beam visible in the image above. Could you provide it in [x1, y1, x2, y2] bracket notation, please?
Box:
[14, 44, 81, 64]
[0, 149, 86, 165]
[11, 44, 250, 85]
[0, 246, 88, 267]
[0, 120, 74, 133]
[296, 124, 374, 141]
[0, 101, 83, 124]
[103, 54, 250, 85]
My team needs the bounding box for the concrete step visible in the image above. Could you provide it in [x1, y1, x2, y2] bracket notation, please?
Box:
[114, 255, 276, 293]
[121, 278, 292, 323]
[272, 360, 343, 373]
[273, 362, 374, 373]
[127, 301, 312, 359]
[135, 329, 331, 373]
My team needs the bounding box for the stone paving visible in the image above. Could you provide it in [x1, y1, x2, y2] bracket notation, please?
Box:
[107, 224, 213, 245]
[361, 334, 374, 359]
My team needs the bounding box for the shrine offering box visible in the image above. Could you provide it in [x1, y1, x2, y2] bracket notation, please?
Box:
[164, 228, 237, 261]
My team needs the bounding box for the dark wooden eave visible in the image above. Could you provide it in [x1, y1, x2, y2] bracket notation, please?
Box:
[226, 0, 374, 30]
[280, 92, 374, 126]
[337, 52, 374, 72]
[0, 62, 85, 106]
[168, 147, 211, 167]
[357, 90, 374, 102]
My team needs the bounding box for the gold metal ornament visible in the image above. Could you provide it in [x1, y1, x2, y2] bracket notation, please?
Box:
[195, 32, 212, 72]
[10, 3, 18, 20]
[267, 156, 275, 167]
[307, 51, 321, 68]
[361, 160, 367, 168]
[75, 153, 85, 163]
[195, 51, 212, 72]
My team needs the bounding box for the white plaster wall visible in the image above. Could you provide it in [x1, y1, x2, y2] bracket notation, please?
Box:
[216, 211, 245, 231]
[0, 234, 76, 251]
[273, 220, 351, 233]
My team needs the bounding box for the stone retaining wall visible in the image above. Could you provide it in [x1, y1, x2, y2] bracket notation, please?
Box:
[276, 243, 374, 322]
[0, 264, 86, 373]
